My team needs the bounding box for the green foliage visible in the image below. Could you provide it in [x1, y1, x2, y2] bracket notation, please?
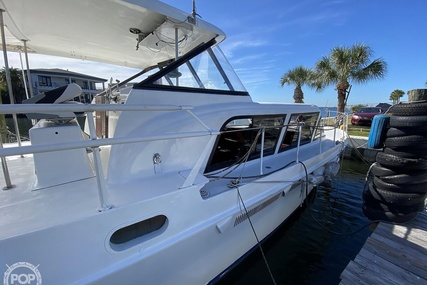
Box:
[280, 66, 315, 103]
[389, 89, 405, 104]
[313, 43, 387, 113]
[0, 67, 26, 104]
[350, 104, 366, 113]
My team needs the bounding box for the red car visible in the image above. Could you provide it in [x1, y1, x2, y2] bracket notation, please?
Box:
[351, 107, 382, 125]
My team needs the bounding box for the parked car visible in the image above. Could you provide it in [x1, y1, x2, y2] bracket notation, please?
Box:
[351, 107, 383, 125]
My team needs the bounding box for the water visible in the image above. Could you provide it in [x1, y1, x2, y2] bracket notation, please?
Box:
[215, 159, 373, 285]
[319, 107, 351, 118]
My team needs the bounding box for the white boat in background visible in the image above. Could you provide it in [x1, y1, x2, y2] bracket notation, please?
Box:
[0, 0, 347, 284]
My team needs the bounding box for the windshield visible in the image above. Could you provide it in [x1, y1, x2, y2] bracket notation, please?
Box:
[137, 44, 247, 94]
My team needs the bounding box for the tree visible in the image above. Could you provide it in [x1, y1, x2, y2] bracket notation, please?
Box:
[313, 44, 387, 113]
[350, 104, 366, 113]
[0, 67, 26, 104]
[0, 67, 27, 141]
[389, 89, 405, 104]
[280, 66, 315, 103]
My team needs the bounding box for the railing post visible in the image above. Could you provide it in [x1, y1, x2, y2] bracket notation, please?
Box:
[0, 131, 13, 190]
[296, 124, 303, 163]
[260, 127, 265, 175]
[319, 124, 323, 154]
[86, 112, 112, 211]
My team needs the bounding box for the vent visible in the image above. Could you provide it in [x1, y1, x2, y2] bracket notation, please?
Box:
[200, 189, 210, 198]
[234, 192, 282, 227]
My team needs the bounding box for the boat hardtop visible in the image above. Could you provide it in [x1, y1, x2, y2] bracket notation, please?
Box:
[0, 0, 225, 69]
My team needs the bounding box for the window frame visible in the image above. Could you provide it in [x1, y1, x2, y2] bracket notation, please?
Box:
[205, 114, 286, 173]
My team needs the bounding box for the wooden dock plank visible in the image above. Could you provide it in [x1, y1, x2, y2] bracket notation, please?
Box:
[340, 210, 427, 284]
[357, 248, 426, 285]
[370, 230, 427, 265]
[375, 223, 427, 249]
[408, 218, 427, 231]
[342, 260, 399, 285]
[365, 235, 427, 280]
[340, 265, 373, 285]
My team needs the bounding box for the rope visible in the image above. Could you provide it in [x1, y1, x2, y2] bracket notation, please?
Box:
[236, 186, 277, 285]
[347, 135, 373, 166]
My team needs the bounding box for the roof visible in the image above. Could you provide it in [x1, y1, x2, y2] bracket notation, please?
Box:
[29, 68, 107, 82]
[0, 0, 225, 69]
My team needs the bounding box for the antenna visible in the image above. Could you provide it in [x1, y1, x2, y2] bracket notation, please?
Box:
[188, 0, 200, 24]
[192, 0, 196, 19]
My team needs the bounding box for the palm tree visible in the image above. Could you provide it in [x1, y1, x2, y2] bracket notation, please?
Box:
[280, 66, 315, 103]
[389, 89, 405, 104]
[314, 44, 387, 113]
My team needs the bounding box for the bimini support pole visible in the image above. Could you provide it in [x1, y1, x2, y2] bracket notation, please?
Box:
[0, 9, 14, 189]
[174, 26, 179, 86]
[0, 9, 23, 151]
[18, 50, 29, 100]
[22, 40, 34, 98]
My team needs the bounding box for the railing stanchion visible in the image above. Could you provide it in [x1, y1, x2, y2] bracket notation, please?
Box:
[0, 131, 13, 190]
[319, 124, 323, 154]
[86, 112, 112, 211]
[296, 124, 302, 163]
[260, 127, 265, 175]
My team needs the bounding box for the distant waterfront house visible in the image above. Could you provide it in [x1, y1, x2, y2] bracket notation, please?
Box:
[26, 68, 107, 103]
[376, 102, 392, 113]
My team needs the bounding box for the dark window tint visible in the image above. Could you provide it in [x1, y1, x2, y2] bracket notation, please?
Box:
[205, 116, 285, 173]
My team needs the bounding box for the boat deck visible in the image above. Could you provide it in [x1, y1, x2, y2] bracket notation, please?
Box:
[0, 151, 186, 240]
[340, 210, 427, 285]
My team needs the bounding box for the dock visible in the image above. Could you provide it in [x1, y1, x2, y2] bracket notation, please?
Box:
[343, 135, 379, 163]
[340, 210, 427, 285]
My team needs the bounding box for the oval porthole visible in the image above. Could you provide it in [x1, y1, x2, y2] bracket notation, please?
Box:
[110, 215, 167, 251]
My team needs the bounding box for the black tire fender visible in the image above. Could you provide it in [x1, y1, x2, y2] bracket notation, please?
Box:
[376, 152, 427, 170]
[370, 162, 397, 177]
[390, 115, 427, 128]
[362, 188, 426, 212]
[384, 147, 427, 159]
[373, 176, 427, 193]
[363, 205, 418, 223]
[386, 127, 427, 137]
[378, 169, 427, 184]
[389, 101, 427, 116]
[368, 182, 427, 206]
[384, 135, 427, 148]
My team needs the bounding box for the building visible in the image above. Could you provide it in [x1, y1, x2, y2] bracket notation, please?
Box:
[27, 68, 107, 103]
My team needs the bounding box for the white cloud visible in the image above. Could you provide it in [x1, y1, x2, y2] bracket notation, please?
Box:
[221, 38, 268, 59]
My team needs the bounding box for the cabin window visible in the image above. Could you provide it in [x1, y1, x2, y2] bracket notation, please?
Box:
[205, 115, 285, 173]
[279, 112, 320, 152]
[38, 76, 52, 87]
[110, 215, 167, 250]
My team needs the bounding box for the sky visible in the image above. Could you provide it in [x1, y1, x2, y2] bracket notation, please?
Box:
[1, 0, 426, 107]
